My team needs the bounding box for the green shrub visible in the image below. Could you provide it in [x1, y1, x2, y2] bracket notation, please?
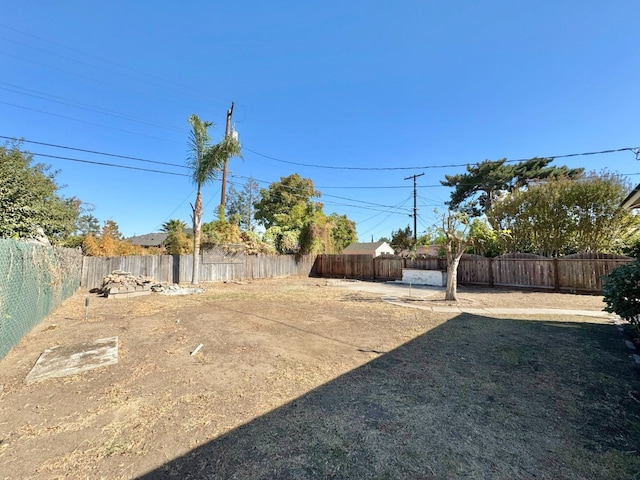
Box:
[603, 260, 640, 329]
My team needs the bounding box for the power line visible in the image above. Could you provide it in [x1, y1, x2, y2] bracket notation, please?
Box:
[357, 196, 414, 237]
[0, 24, 235, 110]
[0, 136, 423, 213]
[9, 142, 403, 216]
[5, 131, 639, 178]
[0, 82, 185, 132]
[8, 135, 640, 192]
[229, 173, 406, 211]
[0, 135, 187, 169]
[28, 152, 190, 177]
[243, 145, 640, 172]
[0, 102, 182, 143]
[6, 135, 640, 223]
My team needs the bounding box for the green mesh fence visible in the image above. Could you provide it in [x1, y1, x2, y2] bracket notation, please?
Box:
[0, 239, 82, 360]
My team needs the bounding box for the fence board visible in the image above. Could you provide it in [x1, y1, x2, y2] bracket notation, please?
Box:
[374, 257, 404, 280]
[458, 255, 492, 285]
[557, 256, 632, 293]
[82, 252, 635, 294]
[81, 254, 318, 289]
[315, 254, 374, 279]
[313, 253, 634, 294]
[404, 257, 446, 271]
[492, 257, 555, 289]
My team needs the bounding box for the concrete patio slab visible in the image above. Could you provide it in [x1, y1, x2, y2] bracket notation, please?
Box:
[25, 336, 119, 384]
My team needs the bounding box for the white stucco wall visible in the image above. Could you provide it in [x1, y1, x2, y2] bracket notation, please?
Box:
[401, 269, 447, 286]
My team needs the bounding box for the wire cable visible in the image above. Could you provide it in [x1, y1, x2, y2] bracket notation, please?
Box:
[0, 24, 234, 110]
[0, 135, 188, 169]
[28, 152, 190, 177]
[243, 145, 640, 172]
[0, 82, 186, 132]
[0, 102, 182, 143]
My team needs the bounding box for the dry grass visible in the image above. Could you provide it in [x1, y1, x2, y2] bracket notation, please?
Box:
[0, 277, 638, 479]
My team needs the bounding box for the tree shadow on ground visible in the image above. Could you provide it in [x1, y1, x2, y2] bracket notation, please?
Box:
[137, 314, 640, 480]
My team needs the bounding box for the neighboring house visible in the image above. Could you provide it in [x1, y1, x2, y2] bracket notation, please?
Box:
[342, 241, 395, 257]
[129, 233, 168, 248]
[129, 228, 194, 248]
[622, 184, 640, 210]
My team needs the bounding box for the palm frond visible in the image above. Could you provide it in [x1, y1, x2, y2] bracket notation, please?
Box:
[187, 114, 216, 186]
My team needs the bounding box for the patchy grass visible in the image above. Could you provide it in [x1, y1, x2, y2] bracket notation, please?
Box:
[0, 278, 638, 479]
[138, 296, 640, 479]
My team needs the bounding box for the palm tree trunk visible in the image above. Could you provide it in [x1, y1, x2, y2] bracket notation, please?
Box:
[191, 188, 202, 285]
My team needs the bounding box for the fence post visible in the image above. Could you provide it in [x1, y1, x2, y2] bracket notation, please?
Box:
[488, 257, 494, 287]
[553, 257, 560, 292]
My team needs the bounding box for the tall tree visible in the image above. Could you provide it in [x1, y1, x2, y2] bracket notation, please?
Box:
[254, 174, 322, 230]
[487, 172, 639, 255]
[390, 226, 414, 252]
[226, 177, 260, 231]
[186, 114, 220, 285]
[253, 174, 357, 254]
[211, 136, 242, 220]
[81, 220, 146, 256]
[0, 141, 78, 243]
[76, 213, 100, 237]
[298, 210, 358, 254]
[63, 203, 101, 248]
[441, 157, 584, 216]
[255, 174, 322, 253]
[99, 220, 122, 256]
[329, 213, 357, 253]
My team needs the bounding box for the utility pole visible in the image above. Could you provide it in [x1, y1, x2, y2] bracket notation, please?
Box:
[404, 172, 424, 243]
[220, 101, 234, 210]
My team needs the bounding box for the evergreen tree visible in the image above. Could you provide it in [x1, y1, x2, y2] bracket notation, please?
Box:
[0, 141, 78, 243]
[441, 157, 584, 216]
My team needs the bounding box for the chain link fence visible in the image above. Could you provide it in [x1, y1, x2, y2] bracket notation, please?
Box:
[0, 239, 82, 360]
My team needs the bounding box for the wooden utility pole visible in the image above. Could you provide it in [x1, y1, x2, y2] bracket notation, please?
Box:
[220, 101, 234, 209]
[404, 172, 424, 243]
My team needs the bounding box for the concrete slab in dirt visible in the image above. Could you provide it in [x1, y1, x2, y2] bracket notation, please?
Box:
[25, 336, 118, 384]
[159, 287, 204, 296]
[328, 279, 443, 298]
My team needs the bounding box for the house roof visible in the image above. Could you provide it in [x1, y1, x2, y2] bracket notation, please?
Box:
[128, 228, 193, 247]
[342, 241, 392, 253]
[622, 183, 640, 210]
[129, 233, 167, 247]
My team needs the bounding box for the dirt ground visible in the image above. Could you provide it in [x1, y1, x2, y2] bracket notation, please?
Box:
[0, 278, 637, 479]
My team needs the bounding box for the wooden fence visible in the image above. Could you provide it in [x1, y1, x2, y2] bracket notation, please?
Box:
[82, 252, 634, 294]
[314, 253, 634, 294]
[82, 254, 317, 290]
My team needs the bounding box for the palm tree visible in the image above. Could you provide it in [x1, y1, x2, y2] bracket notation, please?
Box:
[187, 114, 220, 285]
[161, 219, 187, 233]
[212, 136, 243, 220]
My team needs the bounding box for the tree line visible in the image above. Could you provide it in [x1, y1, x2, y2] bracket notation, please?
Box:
[390, 158, 639, 258]
[0, 129, 357, 270]
[4, 130, 638, 287]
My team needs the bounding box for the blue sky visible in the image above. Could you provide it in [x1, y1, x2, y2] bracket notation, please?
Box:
[2, 1, 640, 240]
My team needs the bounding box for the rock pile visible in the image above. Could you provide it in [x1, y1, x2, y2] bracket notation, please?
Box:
[99, 270, 156, 297]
